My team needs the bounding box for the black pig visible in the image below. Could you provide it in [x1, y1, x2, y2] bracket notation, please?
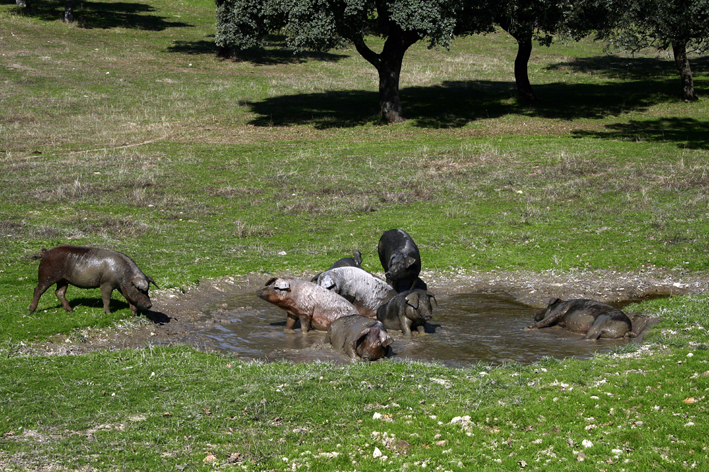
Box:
[378, 229, 425, 292]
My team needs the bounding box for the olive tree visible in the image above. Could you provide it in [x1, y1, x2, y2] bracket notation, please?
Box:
[490, 0, 572, 103]
[597, 0, 709, 101]
[216, 0, 491, 123]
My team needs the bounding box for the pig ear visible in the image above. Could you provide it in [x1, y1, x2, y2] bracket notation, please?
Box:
[147, 276, 160, 289]
[380, 331, 392, 348]
[405, 292, 420, 310]
[548, 298, 562, 306]
[427, 292, 438, 307]
[353, 250, 363, 266]
[132, 276, 149, 291]
[265, 277, 278, 286]
[405, 256, 416, 268]
[274, 279, 291, 291]
[319, 274, 336, 291]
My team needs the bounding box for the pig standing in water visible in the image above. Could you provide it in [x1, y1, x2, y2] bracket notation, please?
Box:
[376, 289, 436, 336]
[257, 277, 358, 333]
[378, 229, 425, 292]
[325, 315, 392, 361]
[28, 245, 158, 315]
[314, 266, 396, 318]
[526, 298, 636, 340]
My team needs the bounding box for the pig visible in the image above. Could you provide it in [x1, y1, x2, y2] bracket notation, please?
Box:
[329, 250, 363, 269]
[310, 250, 363, 282]
[325, 315, 392, 361]
[377, 229, 425, 292]
[376, 289, 436, 336]
[314, 266, 397, 318]
[257, 277, 358, 334]
[28, 245, 158, 315]
[526, 298, 636, 340]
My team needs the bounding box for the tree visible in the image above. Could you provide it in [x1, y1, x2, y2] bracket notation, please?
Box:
[596, 0, 709, 101]
[216, 0, 491, 123]
[14, 0, 76, 23]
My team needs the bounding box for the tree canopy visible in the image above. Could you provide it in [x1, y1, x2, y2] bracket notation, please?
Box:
[594, 0, 709, 100]
[216, 0, 492, 123]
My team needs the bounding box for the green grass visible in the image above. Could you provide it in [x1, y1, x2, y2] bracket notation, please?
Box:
[1, 296, 708, 470]
[1, 0, 709, 469]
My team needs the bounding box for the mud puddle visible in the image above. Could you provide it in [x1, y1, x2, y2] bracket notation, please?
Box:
[188, 291, 652, 367]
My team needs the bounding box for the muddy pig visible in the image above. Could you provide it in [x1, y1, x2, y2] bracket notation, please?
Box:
[257, 277, 359, 334]
[526, 298, 635, 340]
[325, 315, 392, 361]
[314, 266, 396, 318]
[376, 289, 436, 336]
[28, 245, 159, 315]
[329, 250, 363, 269]
[378, 229, 425, 292]
[310, 250, 363, 282]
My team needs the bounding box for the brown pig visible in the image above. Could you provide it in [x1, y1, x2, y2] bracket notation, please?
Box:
[28, 245, 159, 315]
[325, 315, 392, 361]
[257, 277, 359, 334]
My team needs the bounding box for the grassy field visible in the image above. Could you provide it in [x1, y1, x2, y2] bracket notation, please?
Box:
[1, 0, 708, 469]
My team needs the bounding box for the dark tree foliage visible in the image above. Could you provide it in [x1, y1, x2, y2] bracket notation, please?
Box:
[215, 0, 492, 123]
[594, 0, 709, 101]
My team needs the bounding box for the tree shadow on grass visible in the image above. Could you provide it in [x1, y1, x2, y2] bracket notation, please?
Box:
[11, 0, 191, 30]
[545, 54, 709, 81]
[245, 77, 681, 129]
[572, 118, 709, 150]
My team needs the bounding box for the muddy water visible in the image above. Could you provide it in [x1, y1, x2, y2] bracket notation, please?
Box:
[188, 291, 633, 367]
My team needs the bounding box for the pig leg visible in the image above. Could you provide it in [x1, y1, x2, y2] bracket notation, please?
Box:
[416, 324, 426, 334]
[100, 283, 114, 314]
[55, 281, 73, 312]
[526, 309, 568, 330]
[29, 281, 53, 313]
[285, 313, 298, 331]
[401, 316, 413, 336]
[299, 315, 312, 334]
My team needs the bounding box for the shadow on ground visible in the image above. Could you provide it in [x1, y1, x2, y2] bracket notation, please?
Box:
[10, 0, 191, 30]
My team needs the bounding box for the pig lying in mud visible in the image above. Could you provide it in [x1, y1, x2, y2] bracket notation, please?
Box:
[257, 277, 358, 334]
[314, 266, 396, 318]
[378, 229, 426, 292]
[526, 298, 636, 340]
[376, 289, 436, 336]
[28, 245, 159, 315]
[325, 315, 392, 361]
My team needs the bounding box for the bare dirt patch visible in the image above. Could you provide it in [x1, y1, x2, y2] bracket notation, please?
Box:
[20, 269, 708, 358]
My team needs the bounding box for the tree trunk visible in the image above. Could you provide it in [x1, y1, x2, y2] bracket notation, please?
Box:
[671, 40, 697, 101]
[514, 34, 538, 103]
[64, 0, 74, 23]
[353, 26, 418, 123]
[377, 46, 407, 123]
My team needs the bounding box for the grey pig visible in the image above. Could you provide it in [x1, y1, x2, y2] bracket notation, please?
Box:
[325, 315, 392, 361]
[526, 298, 636, 340]
[28, 245, 158, 315]
[314, 266, 397, 318]
[376, 289, 436, 336]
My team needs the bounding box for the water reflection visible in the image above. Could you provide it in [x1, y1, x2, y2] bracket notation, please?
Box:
[187, 291, 635, 367]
